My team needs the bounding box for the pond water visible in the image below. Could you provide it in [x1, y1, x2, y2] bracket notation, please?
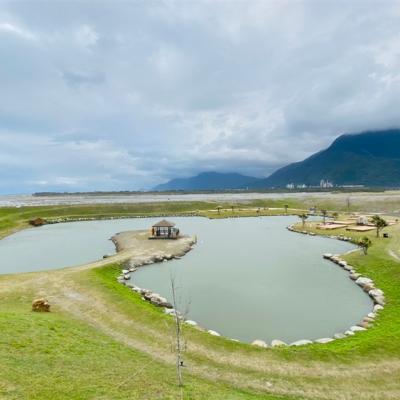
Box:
[0, 216, 372, 343]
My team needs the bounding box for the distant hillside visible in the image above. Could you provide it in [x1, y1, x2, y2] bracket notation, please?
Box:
[153, 172, 260, 191]
[154, 130, 400, 191]
[259, 129, 400, 187]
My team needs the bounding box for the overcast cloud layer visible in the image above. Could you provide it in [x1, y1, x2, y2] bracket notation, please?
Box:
[1, 0, 400, 193]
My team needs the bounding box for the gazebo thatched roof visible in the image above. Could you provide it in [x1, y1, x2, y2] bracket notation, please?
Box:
[152, 219, 175, 228]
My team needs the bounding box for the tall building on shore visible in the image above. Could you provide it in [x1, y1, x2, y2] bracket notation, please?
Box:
[320, 179, 334, 188]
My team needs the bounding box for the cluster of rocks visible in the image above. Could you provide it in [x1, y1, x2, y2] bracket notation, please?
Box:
[250, 312, 387, 348]
[117, 239, 195, 310]
[251, 337, 334, 348]
[116, 221, 386, 348]
[328, 234, 353, 242]
[117, 283, 223, 337]
[255, 225, 386, 348]
[323, 253, 386, 308]
[287, 225, 316, 236]
[132, 287, 173, 308]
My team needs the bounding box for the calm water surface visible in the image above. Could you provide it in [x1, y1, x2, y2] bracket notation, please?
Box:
[0, 216, 372, 343]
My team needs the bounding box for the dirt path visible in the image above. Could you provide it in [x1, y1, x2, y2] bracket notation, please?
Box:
[25, 265, 400, 400]
[1, 230, 400, 400]
[389, 249, 400, 261]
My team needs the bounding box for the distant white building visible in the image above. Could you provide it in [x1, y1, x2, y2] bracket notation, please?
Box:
[320, 179, 334, 188]
[286, 183, 307, 189]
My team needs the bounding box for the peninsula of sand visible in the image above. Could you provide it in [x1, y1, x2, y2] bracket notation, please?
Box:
[111, 230, 195, 267]
[111, 230, 196, 309]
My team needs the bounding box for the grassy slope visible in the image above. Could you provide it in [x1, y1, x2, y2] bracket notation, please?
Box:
[1, 291, 285, 400]
[0, 200, 399, 399]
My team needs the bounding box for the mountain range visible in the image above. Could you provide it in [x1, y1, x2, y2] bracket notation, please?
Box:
[153, 129, 400, 190]
[153, 172, 259, 191]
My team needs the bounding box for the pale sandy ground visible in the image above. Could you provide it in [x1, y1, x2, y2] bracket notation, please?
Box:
[111, 229, 194, 255]
[3, 190, 400, 209]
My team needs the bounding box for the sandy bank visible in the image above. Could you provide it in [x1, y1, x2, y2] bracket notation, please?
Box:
[111, 230, 195, 267]
[111, 230, 196, 311]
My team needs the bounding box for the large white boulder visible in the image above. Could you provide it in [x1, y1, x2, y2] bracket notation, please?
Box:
[333, 333, 346, 339]
[315, 338, 334, 344]
[252, 339, 268, 348]
[290, 339, 313, 346]
[374, 295, 385, 306]
[271, 339, 287, 347]
[208, 330, 221, 337]
[374, 304, 384, 312]
[350, 325, 366, 332]
[369, 289, 384, 297]
[355, 277, 373, 287]
[349, 273, 361, 280]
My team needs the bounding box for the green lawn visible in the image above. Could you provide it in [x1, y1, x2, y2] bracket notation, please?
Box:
[0, 201, 399, 399]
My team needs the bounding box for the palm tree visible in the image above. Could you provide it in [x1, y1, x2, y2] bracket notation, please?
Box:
[284, 204, 289, 214]
[321, 209, 328, 224]
[217, 206, 222, 214]
[371, 215, 388, 238]
[299, 213, 308, 228]
[358, 236, 372, 255]
[231, 205, 235, 213]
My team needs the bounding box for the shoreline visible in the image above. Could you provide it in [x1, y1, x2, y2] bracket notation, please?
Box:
[287, 224, 384, 341]
[0, 205, 398, 399]
[112, 230, 196, 309]
[0, 211, 387, 347]
[112, 221, 379, 348]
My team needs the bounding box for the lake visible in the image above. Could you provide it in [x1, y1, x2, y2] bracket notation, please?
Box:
[0, 216, 372, 343]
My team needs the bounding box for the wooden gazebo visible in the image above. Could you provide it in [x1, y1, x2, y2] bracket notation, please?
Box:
[150, 220, 180, 239]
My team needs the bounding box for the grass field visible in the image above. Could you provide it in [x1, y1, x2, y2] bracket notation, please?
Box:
[0, 199, 399, 399]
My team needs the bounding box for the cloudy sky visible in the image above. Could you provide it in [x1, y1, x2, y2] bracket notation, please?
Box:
[1, 0, 400, 193]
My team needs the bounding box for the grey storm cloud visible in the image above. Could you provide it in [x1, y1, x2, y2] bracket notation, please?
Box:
[0, 0, 400, 193]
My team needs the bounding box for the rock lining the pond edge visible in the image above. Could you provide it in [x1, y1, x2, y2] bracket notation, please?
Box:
[115, 234, 230, 339]
[290, 339, 313, 346]
[296, 229, 386, 341]
[271, 339, 287, 347]
[252, 339, 268, 348]
[315, 338, 335, 344]
[116, 235, 196, 312]
[208, 330, 221, 337]
[117, 223, 386, 348]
